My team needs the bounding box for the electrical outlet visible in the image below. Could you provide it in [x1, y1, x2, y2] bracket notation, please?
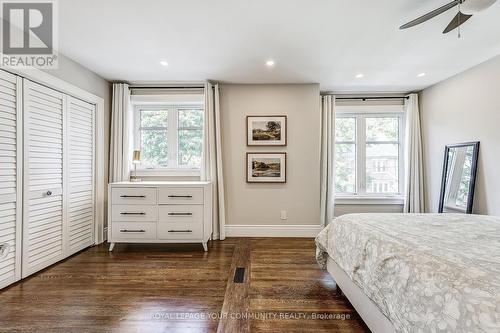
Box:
[280, 210, 287, 220]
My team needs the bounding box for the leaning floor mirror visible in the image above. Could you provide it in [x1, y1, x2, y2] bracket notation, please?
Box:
[439, 142, 480, 214]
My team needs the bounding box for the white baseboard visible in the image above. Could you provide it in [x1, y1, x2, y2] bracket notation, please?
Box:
[225, 224, 323, 238]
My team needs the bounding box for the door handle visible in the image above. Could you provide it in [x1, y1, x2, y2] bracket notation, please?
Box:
[120, 212, 146, 215]
[120, 229, 146, 233]
[46, 190, 52, 196]
[168, 212, 193, 216]
[0, 243, 10, 260]
[168, 230, 193, 233]
[120, 195, 146, 198]
[168, 195, 193, 198]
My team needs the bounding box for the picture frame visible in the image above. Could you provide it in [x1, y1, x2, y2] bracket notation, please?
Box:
[246, 115, 287, 146]
[246, 152, 287, 183]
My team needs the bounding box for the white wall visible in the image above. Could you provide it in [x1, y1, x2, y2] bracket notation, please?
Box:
[419, 55, 500, 216]
[220, 84, 321, 226]
[335, 204, 402, 216]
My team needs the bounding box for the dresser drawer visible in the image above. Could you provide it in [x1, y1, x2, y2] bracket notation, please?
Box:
[112, 222, 157, 240]
[157, 222, 203, 240]
[158, 205, 203, 224]
[112, 187, 157, 205]
[112, 205, 157, 222]
[158, 187, 203, 204]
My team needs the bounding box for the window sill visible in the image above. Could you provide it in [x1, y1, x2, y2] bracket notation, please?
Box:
[335, 196, 405, 205]
[132, 168, 201, 177]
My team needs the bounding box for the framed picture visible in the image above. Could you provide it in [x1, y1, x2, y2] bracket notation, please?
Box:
[247, 115, 287, 146]
[246, 153, 286, 183]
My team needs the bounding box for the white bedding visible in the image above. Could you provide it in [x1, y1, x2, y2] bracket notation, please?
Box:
[315, 213, 500, 333]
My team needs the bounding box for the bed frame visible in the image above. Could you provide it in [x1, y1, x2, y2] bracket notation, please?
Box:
[326, 257, 396, 333]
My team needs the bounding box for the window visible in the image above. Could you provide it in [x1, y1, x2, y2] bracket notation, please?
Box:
[334, 107, 404, 199]
[134, 105, 204, 172]
[177, 109, 204, 168]
[335, 117, 356, 193]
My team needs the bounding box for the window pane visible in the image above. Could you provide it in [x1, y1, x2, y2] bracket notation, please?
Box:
[141, 130, 168, 168]
[178, 129, 203, 167]
[366, 117, 398, 141]
[366, 143, 399, 194]
[178, 109, 203, 128]
[335, 143, 356, 193]
[335, 118, 355, 142]
[141, 110, 167, 128]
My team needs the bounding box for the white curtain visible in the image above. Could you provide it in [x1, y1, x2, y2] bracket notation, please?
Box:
[403, 93, 425, 213]
[109, 83, 132, 182]
[201, 82, 226, 240]
[320, 95, 336, 226]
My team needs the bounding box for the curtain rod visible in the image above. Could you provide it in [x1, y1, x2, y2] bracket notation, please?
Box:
[129, 86, 205, 90]
[331, 96, 409, 101]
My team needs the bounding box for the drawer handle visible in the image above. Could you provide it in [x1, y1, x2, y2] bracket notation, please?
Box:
[120, 195, 146, 198]
[168, 195, 193, 198]
[120, 212, 146, 215]
[120, 229, 146, 233]
[168, 212, 193, 216]
[168, 230, 193, 233]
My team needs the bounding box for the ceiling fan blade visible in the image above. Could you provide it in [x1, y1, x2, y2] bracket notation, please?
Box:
[400, 0, 460, 29]
[443, 12, 473, 33]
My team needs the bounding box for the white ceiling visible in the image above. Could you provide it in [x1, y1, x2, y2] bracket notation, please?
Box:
[59, 0, 500, 92]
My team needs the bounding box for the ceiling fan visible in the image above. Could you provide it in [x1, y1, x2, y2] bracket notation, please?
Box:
[400, 0, 497, 34]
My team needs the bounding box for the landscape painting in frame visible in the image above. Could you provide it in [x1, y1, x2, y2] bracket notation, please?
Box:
[247, 153, 286, 183]
[247, 116, 287, 146]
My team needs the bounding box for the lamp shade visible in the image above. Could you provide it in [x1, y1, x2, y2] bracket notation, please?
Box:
[132, 150, 141, 163]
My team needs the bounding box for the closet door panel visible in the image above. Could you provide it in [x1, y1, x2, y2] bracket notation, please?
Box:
[0, 70, 22, 289]
[67, 96, 95, 255]
[23, 80, 65, 277]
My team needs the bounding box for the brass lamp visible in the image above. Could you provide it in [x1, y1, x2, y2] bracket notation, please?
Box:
[130, 150, 141, 182]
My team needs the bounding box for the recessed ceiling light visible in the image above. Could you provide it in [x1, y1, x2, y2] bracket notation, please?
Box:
[417, 72, 426, 77]
[160, 60, 169, 66]
[355, 73, 364, 79]
[266, 60, 275, 67]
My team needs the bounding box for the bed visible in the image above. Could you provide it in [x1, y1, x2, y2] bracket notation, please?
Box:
[315, 213, 500, 333]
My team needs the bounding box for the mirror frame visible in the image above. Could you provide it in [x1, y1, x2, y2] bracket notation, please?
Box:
[438, 141, 480, 214]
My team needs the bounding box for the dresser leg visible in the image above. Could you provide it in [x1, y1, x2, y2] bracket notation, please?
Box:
[202, 242, 208, 252]
[109, 242, 115, 252]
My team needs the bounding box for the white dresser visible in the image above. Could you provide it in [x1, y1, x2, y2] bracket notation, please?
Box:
[108, 182, 212, 251]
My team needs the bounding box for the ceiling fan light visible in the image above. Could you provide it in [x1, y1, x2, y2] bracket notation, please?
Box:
[461, 0, 497, 14]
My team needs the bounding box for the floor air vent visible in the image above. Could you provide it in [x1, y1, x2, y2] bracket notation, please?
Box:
[234, 267, 245, 283]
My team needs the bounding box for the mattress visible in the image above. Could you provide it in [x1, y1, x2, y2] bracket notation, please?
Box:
[315, 213, 500, 333]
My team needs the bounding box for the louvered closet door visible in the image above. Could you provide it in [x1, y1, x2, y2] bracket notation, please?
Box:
[22, 80, 65, 277]
[0, 70, 22, 289]
[67, 96, 95, 255]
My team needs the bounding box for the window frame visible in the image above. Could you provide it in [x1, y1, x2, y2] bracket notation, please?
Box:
[335, 105, 405, 204]
[133, 104, 204, 176]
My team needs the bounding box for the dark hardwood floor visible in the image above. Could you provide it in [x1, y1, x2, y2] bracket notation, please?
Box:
[0, 238, 369, 333]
